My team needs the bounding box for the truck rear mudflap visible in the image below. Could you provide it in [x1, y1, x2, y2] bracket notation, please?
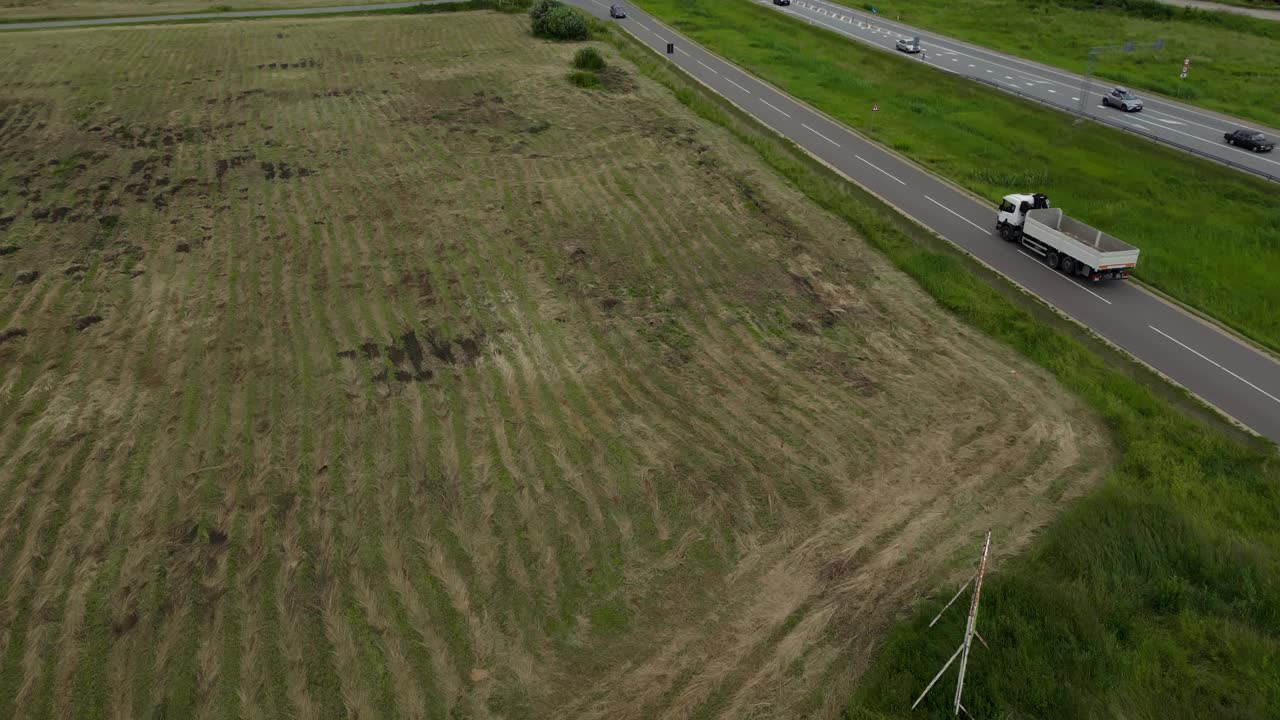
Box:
[1090, 267, 1132, 282]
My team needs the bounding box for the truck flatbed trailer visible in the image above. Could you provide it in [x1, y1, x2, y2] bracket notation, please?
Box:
[996, 193, 1139, 282]
[1025, 208, 1139, 275]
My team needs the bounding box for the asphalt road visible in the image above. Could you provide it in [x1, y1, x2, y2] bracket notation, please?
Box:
[4, 1, 1279, 443]
[760, 0, 1280, 182]
[572, 0, 1280, 443]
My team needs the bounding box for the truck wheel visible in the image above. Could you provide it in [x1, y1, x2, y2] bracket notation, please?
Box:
[1060, 257, 1076, 275]
[1046, 252, 1060, 269]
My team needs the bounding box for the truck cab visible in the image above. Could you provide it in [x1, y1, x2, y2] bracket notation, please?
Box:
[995, 192, 1049, 240]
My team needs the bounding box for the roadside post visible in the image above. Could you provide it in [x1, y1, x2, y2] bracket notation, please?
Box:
[871, 103, 878, 133]
[1077, 39, 1165, 114]
[1180, 56, 1190, 80]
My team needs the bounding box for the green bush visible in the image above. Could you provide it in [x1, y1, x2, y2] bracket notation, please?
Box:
[534, 5, 590, 40]
[567, 70, 602, 89]
[528, 0, 559, 24]
[572, 46, 607, 70]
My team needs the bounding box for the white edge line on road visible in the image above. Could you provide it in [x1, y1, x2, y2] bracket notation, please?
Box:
[725, 77, 751, 94]
[696, 59, 719, 74]
[760, 99, 791, 117]
[1150, 325, 1280, 405]
[1026, 255, 1112, 305]
[855, 154, 906, 185]
[924, 195, 990, 235]
[802, 123, 841, 147]
[1126, 114, 1280, 169]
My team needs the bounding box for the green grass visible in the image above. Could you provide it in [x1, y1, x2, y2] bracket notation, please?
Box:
[830, 0, 1280, 129]
[633, 0, 1280, 355]
[602, 20, 1280, 720]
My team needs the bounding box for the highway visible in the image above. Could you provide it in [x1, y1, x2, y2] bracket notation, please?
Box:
[5, 1, 1279, 443]
[568, 0, 1280, 444]
[760, 0, 1280, 182]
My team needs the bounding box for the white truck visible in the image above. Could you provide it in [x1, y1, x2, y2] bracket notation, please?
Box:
[996, 193, 1139, 282]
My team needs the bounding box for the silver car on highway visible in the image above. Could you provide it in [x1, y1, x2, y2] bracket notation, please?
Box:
[895, 37, 921, 54]
[1101, 86, 1143, 112]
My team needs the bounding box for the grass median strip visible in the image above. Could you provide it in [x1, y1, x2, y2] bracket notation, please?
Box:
[821, 0, 1280, 130]
[633, 0, 1280, 355]
[605, 20, 1280, 718]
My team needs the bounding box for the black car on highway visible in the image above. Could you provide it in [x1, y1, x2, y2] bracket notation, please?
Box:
[609, 4, 626, 18]
[773, 0, 791, 5]
[1224, 128, 1275, 153]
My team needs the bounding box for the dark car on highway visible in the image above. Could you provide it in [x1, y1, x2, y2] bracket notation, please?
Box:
[609, 4, 626, 18]
[1224, 128, 1275, 153]
[773, 0, 791, 5]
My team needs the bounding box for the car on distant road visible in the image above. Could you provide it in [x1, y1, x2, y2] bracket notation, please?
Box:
[773, 0, 791, 5]
[1101, 86, 1143, 112]
[1224, 128, 1274, 153]
[609, 4, 626, 18]
[895, 37, 921, 54]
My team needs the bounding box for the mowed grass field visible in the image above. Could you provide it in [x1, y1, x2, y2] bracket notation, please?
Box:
[0, 12, 1110, 720]
[0, 0, 383, 22]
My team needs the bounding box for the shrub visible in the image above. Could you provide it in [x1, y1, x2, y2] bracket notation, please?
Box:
[572, 46, 606, 71]
[535, 5, 590, 40]
[528, 0, 559, 24]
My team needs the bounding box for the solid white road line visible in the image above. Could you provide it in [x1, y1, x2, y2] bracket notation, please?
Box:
[760, 99, 791, 117]
[1018, 252, 1112, 304]
[924, 196, 990, 234]
[696, 59, 719, 74]
[855, 154, 906, 185]
[725, 77, 751, 94]
[1150, 325, 1280, 405]
[802, 123, 841, 147]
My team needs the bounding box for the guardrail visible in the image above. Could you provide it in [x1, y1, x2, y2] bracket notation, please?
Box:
[943, 69, 1280, 184]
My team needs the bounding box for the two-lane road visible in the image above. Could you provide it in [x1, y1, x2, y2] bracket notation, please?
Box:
[761, 0, 1280, 182]
[572, 0, 1280, 443]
